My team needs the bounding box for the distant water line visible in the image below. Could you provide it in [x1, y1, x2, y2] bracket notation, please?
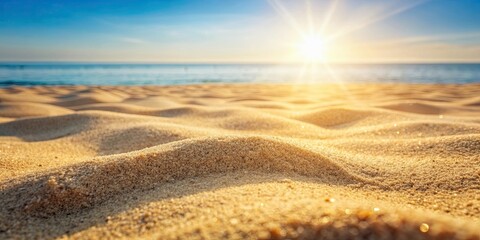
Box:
[1, 63, 479, 86]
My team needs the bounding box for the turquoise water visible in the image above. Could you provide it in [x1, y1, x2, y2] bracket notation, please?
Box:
[1, 63, 479, 86]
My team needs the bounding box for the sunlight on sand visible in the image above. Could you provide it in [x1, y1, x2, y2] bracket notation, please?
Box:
[0, 84, 479, 239]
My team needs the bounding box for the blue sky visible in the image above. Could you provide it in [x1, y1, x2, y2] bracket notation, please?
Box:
[1, 0, 480, 62]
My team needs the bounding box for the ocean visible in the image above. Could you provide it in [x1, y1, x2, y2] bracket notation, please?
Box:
[1, 63, 479, 86]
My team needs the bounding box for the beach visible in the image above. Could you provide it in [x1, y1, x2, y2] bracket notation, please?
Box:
[0, 83, 479, 239]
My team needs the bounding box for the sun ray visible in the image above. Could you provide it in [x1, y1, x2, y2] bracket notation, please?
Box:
[320, 0, 340, 34]
[266, 0, 305, 36]
[305, 0, 314, 33]
[321, 62, 360, 104]
[326, 0, 430, 42]
[266, 0, 429, 64]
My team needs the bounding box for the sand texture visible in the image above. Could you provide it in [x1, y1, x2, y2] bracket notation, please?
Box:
[0, 84, 479, 239]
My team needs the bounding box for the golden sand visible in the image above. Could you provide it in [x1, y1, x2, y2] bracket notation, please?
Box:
[0, 83, 479, 239]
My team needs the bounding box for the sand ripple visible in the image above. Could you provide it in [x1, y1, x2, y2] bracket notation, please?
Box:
[0, 84, 479, 239]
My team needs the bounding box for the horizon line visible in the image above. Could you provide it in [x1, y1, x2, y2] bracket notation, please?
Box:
[1, 60, 480, 65]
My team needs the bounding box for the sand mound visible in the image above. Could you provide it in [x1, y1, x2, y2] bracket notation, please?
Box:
[330, 121, 480, 139]
[71, 102, 156, 114]
[0, 110, 177, 142]
[0, 84, 479, 239]
[294, 107, 382, 128]
[151, 106, 203, 117]
[54, 92, 124, 107]
[93, 124, 194, 155]
[458, 96, 480, 106]
[0, 117, 13, 123]
[6, 136, 364, 217]
[378, 101, 444, 115]
[0, 93, 55, 103]
[259, 205, 478, 240]
[0, 111, 111, 141]
[0, 102, 72, 118]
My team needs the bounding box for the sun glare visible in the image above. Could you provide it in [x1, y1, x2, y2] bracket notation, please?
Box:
[297, 34, 328, 62]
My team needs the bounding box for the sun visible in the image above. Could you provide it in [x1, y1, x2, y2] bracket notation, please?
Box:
[297, 34, 328, 62]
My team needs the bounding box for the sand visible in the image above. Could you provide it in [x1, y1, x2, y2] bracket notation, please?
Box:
[0, 83, 479, 239]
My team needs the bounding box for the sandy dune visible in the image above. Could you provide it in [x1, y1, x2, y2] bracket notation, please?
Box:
[0, 84, 479, 239]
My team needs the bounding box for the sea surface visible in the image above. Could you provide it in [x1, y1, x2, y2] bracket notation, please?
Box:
[1, 63, 479, 86]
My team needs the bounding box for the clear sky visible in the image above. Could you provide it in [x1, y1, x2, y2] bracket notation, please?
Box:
[1, 0, 480, 63]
